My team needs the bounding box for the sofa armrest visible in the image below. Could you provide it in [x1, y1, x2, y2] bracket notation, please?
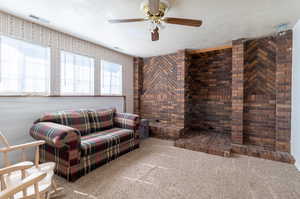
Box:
[114, 113, 140, 130]
[30, 122, 81, 148]
[30, 122, 81, 174]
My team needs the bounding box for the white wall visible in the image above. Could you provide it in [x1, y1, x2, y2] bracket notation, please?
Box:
[292, 20, 300, 171]
[0, 96, 124, 166]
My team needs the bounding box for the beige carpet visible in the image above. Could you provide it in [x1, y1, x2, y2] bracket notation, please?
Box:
[55, 138, 300, 199]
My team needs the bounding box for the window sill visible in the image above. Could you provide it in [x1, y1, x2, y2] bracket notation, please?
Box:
[0, 95, 125, 97]
[51, 95, 125, 97]
[0, 93, 50, 97]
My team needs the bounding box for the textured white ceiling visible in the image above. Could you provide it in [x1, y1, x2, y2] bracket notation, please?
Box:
[0, 0, 300, 57]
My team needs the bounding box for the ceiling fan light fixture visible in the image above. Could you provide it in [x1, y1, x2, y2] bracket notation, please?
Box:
[148, 21, 156, 31]
[157, 22, 166, 30]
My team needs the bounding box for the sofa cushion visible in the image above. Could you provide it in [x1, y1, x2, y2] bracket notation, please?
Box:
[88, 108, 116, 132]
[80, 128, 135, 156]
[35, 109, 92, 136]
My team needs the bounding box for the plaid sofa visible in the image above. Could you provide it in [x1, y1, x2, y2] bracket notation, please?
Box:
[30, 108, 140, 182]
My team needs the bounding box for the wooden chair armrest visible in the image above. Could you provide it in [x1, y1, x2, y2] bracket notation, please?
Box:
[0, 172, 47, 199]
[0, 140, 45, 153]
[0, 162, 34, 175]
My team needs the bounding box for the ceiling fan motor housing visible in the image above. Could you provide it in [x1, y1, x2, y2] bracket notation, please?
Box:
[141, 0, 170, 20]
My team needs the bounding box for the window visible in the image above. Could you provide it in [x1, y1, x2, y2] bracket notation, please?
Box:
[60, 51, 94, 95]
[0, 36, 50, 95]
[101, 60, 122, 95]
[0, 36, 125, 97]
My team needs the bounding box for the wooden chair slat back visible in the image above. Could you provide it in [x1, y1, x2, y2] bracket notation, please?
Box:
[0, 131, 10, 148]
[0, 132, 12, 167]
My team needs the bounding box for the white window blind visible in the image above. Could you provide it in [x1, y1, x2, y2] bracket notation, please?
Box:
[61, 51, 94, 95]
[101, 60, 122, 95]
[0, 36, 50, 95]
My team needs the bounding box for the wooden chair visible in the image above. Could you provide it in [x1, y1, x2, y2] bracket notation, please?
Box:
[0, 131, 63, 199]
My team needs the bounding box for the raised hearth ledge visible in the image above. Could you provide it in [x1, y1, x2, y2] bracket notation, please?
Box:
[173, 131, 295, 164]
[231, 144, 295, 164]
[149, 121, 185, 140]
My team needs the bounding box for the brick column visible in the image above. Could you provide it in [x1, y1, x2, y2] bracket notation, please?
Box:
[184, 51, 191, 130]
[231, 39, 245, 145]
[175, 50, 186, 128]
[275, 30, 293, 152]
[133, 57, 144, 115]
[175, 50, 190, 130]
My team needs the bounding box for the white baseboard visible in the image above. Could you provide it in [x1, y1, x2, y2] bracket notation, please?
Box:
[295, 161, 300, 171]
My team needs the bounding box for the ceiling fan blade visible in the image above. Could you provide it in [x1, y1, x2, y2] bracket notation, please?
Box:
[151, 27, 159, 41]
[163, 17, 202, 27]
[108, 18, 147, 23]
[149, 0, 160, 15]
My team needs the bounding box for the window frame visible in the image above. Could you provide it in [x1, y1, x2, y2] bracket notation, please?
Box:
[0, 35, 51, 96]
[0, 35, 126, 98]
[100, 60, 123, 96]
[60, 50, 95, 96]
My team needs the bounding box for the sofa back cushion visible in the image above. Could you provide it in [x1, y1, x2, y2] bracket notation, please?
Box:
[88, 108, 116, 132]
[35, 109, 92, 136]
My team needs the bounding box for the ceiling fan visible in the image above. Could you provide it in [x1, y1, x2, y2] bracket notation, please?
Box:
[108, 0, 203, 41]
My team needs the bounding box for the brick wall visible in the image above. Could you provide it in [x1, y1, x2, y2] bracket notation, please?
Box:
[133, 30, 293, 154]
[243, 37, 277, 149]
[177, 50, 190, 129]
[187, 49, 232, 134]
[136, 51, 188, 129]
[140, 53, 178, 124]
[133, 57, 143, 115]
[231, 39, 245, 145]
[275, 30, 293, 152]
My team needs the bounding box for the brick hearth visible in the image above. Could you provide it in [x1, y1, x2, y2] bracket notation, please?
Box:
[175, 132, 294, 163]
[149, 121, 183, 140]
[175, 131, 232, 157]
[231, 143, 294, 164]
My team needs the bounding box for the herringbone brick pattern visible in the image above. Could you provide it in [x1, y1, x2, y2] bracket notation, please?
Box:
[243, 37, 277, 150]
[141, 53, 179, 124]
